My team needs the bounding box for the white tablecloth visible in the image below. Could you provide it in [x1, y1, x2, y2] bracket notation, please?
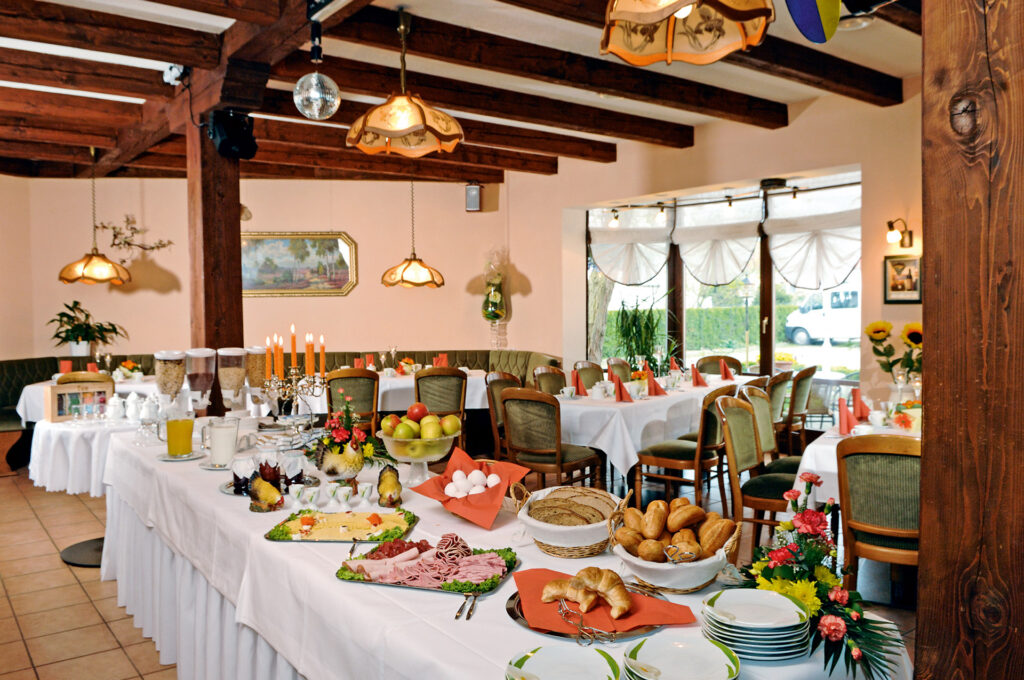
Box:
[16, 376, 159, 423]
[101, 431, 912, 680]
[28, 420, 137, 497]
[797, 426, 922, 504]
[280, 370, 490, 416]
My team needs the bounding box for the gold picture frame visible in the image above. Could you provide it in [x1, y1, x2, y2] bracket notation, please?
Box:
[241, 232, 358, 297]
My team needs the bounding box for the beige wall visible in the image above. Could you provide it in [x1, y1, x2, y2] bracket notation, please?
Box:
[0, 174, 34, 357]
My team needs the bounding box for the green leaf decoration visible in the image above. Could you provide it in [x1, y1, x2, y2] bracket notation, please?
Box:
[626, 639, 647, 660]
[595, 649, 619, 680]
[512, 648, 541, 669]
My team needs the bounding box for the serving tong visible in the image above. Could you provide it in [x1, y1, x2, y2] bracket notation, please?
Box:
[454, 592, 481, 620]
[556, 581, 664, 647]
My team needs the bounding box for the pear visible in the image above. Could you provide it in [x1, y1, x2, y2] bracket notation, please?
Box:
[377, 465, 402, 508]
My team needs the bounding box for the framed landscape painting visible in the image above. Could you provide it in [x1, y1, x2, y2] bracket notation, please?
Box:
[883, 255, 921, 304]
[241, 232, 358, 297]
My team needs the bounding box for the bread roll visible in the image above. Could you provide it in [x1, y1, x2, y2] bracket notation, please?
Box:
[666, 504, 706, 532]
[658, 530, 673, 548]
[697, 512, 723, 543]
[671, 528, 697, 545]
[700, 518, 736, 556]
[641, 500, 668, 539]
[541, 578, 599, 612]
[637, 538, 667, 562]
[614, 527, 643, 556]
[623, 507, 644, 532]
[669, 497, 691, 512]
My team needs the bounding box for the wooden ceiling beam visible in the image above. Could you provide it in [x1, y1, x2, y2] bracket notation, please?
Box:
[873, 1, 921, 34]
[493, 0, 903, 107]
[258, 89, 616, 162]
[151, 0, 280, 25]
[109, 166, 187, 178]
[330, 7, 787, 129]
[0, 47, 173, 100]
[271, 54, 694, 147]
[0, 115, 117, 148]
[0, 0, 221, 68]
[0, 139, 93, 163]
[0, 87, 141, 127]
[0, 155, 38, 176]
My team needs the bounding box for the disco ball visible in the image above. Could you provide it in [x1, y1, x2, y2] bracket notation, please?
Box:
[293, 71, 341, 121]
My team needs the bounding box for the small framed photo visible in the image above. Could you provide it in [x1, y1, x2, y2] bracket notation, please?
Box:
[883, 255, 922, 304]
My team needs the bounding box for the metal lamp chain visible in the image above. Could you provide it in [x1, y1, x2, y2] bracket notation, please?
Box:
[90, 161, 98, 249]
[398, 10, 409, 94]
[410, 181, 416, 256]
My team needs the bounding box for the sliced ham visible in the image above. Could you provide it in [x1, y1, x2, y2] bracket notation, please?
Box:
[344, 547, 420, 579]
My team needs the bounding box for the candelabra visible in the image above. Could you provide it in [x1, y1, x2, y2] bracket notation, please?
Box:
[263, 367, 327, 415]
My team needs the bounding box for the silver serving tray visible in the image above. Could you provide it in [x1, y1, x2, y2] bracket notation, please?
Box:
[264, 511, 419, 543]
[337, 554, 520, 597]
[505, 583, 667, 642]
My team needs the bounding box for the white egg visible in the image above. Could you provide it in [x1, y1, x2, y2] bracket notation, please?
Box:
[451, 489, 468, 499]
[486, 473, 501, 488]
[452, 470, 467, 483]
[454, 477, 474, 493]
[467, 469, 487, 486]
[468, 485, 486, 495]
[444, 482, 459, 497]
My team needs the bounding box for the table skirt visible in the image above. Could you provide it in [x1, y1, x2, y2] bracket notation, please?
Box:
[29, 421, 135, 497]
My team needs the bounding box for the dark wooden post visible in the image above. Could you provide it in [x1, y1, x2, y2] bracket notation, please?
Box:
[916, 2, 1024, 677]
[186, 119, 243, 415]
[667, 242, 684, 361]
[757, 229, 773, 376]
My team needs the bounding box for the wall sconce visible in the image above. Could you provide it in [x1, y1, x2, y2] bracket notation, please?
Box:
[886, 218, 913, 248]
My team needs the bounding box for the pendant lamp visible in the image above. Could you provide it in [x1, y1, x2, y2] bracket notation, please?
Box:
[381, 182, 444, 288]
[58, 151, 131, 285]
[601, 0, 775, 66]
[347, 10, 463, 158]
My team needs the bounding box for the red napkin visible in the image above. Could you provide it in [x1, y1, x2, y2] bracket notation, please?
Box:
[395, 363, 406, 375]
[353, 358, 364, 369]
[86, 362, 98, 373]
[439, 353, 449, 366]
[669, 356, 680, 371]
[691, 364, 708, 387]
[571, 369, 588, 397]
[719, 359, 735, 380]
[646, 371, 667, 396]
[851, 388, 870, 421]
[512, 568, 696, 634]
[642, 360, 652, 372]
[838, 397, 851, 435]
[59, 360, 72, 373]
[411, 447, 528, 529]
[365, 354, 375, 370]
[612, 374, 633, 402]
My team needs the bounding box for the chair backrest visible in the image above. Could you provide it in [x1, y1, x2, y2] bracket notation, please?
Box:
[56, 371, 114, 386]
[806, 380, 837, 416]
[766, 370, 793, 422]
[500, 387, 562, 464]
[786, 366, 818, 422]
[533, 365, 566, 395]
[696, 383, 738, 448]
[739, 385, 777, 457]
[485, 371, 521, 429]
[325, 368, 379, 431]
[605, 357, 630, 383]
[837, 435, 921, 551]
[743, 376, 769, 389]
[414, 367, 467, 415]
[573, 360, 603, 390]
[716, 396, 763, 474]
[696, 355, 742, 375]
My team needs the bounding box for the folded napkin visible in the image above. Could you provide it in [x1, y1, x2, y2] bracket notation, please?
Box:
[642, 360, 652, 373]
[513, 568, 696, 634]
[365, 354, 375, 370]
[838, 397, 852, 435]
[612, 374, 633, 402]
[439, 352, 449, 365]
[86, 362, 98, 372]
[571, 369, 588, 397]
[411, 448, 528, 529]
[669, 356, 680, 372]
[691, 364, 708, 387]
[719, 359, 735, 381]
[851, 388, 870, 421]
[59, 360, 72, 373]
[353, 358, 364, 369]
[646, 371, 667, 396]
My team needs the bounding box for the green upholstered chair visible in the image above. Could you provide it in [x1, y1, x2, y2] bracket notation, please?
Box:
[499, 387, 603, 489]
[776, 366, 817, 454]
[605, 357, 631, 384]
[533, 366, 566, 396]
[696, 355, 742, 376]
[573, 361, 604, 390]
[766, 370, 793, 425]
[837, 435, 920, 590]
[414, 367, 468, 449]
[740, 385, 802, 474]
[716, 396, 797, 562]
[805, 380, 838, 429]
[326, 368, 379, 434]
[485, 371, 521, 460]
[634, 383, 737, 511]
[743, 376, 769, 389]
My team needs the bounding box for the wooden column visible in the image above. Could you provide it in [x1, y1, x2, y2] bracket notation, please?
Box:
[916, 2, 1024, 677]
[666, 243, 684, 360]
[757, 229, 774, 376]
[186, 119, 243, 414]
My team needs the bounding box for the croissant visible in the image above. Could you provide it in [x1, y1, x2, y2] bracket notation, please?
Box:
[541, 578, 599, 613]
[570, 567, 632, 619]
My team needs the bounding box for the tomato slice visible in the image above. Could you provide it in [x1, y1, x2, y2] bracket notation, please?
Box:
[300, 516, 316, 527]
[367, 513, 382, 526]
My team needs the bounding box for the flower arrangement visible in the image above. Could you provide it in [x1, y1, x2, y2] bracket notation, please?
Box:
[865, 321, 922, 379]
[396, 357, 415, 375]
[737, 473, 902, 679]
[306, 388, 394, 481]
[113, 359, 143, 381]
[892, 400, 922, 432]
[630, 369, 646, 381]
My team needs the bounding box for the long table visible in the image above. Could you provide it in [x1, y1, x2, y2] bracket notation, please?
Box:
[16, 376, 159, 423]
[28, 419, 137, 496]
[101, 431, 913, 680]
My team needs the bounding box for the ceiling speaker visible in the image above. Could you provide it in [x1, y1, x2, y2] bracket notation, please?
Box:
[206, 110, 258, 160]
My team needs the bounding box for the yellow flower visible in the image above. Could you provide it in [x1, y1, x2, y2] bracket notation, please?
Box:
[814, 565, 841, 588]
[778, 520, 795, 531]
[901, 322, 922, 348]
[750, 560, 769, 577]
[362, 442, 376, 460]
[865, 320, 893, 342]
[786, 579, 822, 616]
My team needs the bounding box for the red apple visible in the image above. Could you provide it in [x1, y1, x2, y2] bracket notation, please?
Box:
[406, 402, 429, 423]
[380, 414, 401, 436]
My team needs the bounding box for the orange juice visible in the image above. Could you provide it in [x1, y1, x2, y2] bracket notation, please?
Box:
[165, 418, 194, 457]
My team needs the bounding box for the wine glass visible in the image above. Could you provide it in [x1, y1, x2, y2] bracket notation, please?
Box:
[379, 352, 387, 370]
[104, 353, 113, 373]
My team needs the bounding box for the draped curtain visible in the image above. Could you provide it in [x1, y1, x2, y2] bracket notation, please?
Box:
[672, 192, 761, 285]
[587, 207, 674, 285]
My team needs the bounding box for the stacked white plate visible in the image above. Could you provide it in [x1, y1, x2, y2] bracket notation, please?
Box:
[505, 646, 620, 680]
[621, 630, 740, 680]
[700, 589, 812, 662]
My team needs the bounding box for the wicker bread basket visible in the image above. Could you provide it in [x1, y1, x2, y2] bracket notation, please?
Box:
[512, 483, 626, 559]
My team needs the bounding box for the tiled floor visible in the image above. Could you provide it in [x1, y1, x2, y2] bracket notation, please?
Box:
[0, 468, 176, 680]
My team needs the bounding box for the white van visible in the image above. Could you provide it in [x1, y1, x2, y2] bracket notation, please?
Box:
[784, 283, 860, 345]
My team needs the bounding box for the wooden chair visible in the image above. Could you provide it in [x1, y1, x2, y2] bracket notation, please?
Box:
[533, 365, 566, 396]
[414, 367, 468, 449]
[696, 355, 742, 376]
[500, 387, 603, 489]
[325, 368, 379, 434]
[716, 396, 798, 563]
[775, 366, 817, 454]
[485, 371, 521, 460]
[57, 371, 114, 386]
[605, 357, 631, 383]
[740, 385, 801, 474]
[634, 383, 736, 512]
[743, 375, 769, 389]
[837, 435, 920, 590]
[766, 370, 794, 426]
[573, 360, 603, 390]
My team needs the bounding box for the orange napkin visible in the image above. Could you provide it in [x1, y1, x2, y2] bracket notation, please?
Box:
[512, 568, 696, 634]
[439, 352, 449, 366]
[669, 356, 680, 371]
[365, 354, 375, 370]
[571, 369, 588, 397]
[646, 371, 667, 396]
[838, 397, 851, 435]
[719, 359, 735, 381]
[411, 448, 528, 529]
[353, 358, 364, 369]
[642, 360, 652, 372]
[59, 360, 72, 373]
[86, 362, 98, 372]
[851, 388, 870, 421]
[691, 364, 708, 387]
[612, 374, 633, 402]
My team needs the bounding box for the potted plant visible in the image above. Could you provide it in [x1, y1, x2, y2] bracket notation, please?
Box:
[48, 301, 128, 356]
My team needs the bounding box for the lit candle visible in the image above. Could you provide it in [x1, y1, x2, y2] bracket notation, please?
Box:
[265, 336, 271, 381]
[290, 323, 297, 368]
[319, 334, 325, 378]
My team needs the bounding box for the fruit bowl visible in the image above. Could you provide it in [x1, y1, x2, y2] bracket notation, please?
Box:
[376, 430, 460, 485]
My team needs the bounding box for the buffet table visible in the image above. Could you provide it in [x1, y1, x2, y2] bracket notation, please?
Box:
[16, 376, 159, 422]
[28, 419, 137, 496]
[100, 431, 912, 680]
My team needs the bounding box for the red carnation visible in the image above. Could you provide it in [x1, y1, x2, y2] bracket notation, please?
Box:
[817, 615, 847, 642]
[783, 489, 801, 502]
[828, 586, 849, 605]
[792, 509, 828, 536]
[851, 647, 863, 661]
[331, 427, 350, 443]
[799, 472, 823, 487]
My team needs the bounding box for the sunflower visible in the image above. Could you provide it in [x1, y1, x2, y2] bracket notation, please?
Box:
[901, 322, 923, 348]
[865, 320, 893, 342]
[786, 579, 823, 616]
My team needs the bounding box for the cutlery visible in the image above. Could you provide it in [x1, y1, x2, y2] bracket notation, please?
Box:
[465, 592, 480, 620]
[455, 592, 472, 620]
[348, 539, 359, 558]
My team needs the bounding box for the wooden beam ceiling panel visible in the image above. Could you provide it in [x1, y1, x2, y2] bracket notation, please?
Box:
[330, 7, 788, 129]
[152, 0, 280, 25]
[0, 47, 173, 100]
[109, 166, 187, 178]
[271, 54, 694, 147]
[0, 0, 221, 68]
[873, 1, 921, 34]
[86, 100, 174, 178]
[0, 155, 38, 176]
[493, 0, 903, 107]
[0, 115, 117, 148]
[0, 139, 93, 163]
[0, 87, 141, 127]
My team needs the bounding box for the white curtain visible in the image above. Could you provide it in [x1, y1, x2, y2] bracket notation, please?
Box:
[673, 194, 761, 285]
[588, 207, 673, 284]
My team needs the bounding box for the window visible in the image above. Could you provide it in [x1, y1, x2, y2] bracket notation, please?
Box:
[777, 269, 861, 379]
[683, 257, 759, 372]
[587, 256, 668, 367]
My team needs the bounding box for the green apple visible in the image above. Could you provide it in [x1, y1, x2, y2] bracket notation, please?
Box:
[393, 422, 416, 440]
[420, 421, 443, 439]
[419, 414, 441, 428]
[381, 414, 401, 436]
[404, 419, 421, 436]
[440, 414, 461, 436]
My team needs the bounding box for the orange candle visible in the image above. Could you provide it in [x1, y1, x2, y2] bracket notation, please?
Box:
[265, 336, 271, 381]
[319, 335, 325, 378]
[305, 334, 314, 376]
[290, 323, 297, 368]
[275, 337, 284, 378]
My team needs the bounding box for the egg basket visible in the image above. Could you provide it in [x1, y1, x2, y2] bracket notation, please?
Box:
[606, 507, 741, 594]
[512, 483, 627, 559]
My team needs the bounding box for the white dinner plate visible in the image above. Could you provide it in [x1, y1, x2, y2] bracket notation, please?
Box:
[157, 451, 206, 463]
[701, 632, 810, 662]
[198, 461, 230, 471]
[623, 630, 740, 680]
[506, 646, 620, 680]
[701, 613, 810, 641]
[700, 623, 810, 652]
[702, 590, 808, 629]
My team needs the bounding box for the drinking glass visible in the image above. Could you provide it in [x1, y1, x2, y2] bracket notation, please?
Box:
[158, 412, 196, 457]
